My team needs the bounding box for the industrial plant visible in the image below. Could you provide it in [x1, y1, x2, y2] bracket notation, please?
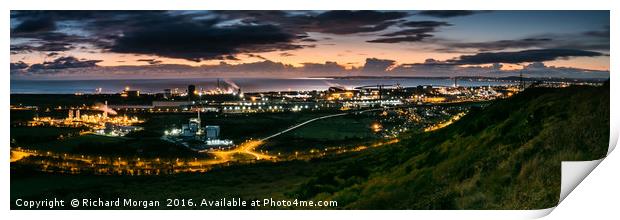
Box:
[27, 101, 143, 137]
[163, 108, 233, 150]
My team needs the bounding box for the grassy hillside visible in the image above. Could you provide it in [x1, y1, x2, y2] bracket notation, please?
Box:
[11, 84, 609, 209]
[294, 84, 609, 209]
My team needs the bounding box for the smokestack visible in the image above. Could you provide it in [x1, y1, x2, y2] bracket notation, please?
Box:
[103, 101, 108, 118]
[188, 85, 196, 101]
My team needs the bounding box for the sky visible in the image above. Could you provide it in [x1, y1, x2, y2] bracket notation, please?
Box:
[9, 10, 610, 79]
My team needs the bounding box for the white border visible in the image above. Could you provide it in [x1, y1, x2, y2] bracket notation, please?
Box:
[3, 0, 617, 219]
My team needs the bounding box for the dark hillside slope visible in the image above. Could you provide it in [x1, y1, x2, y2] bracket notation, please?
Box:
[297, 84, 609, 209]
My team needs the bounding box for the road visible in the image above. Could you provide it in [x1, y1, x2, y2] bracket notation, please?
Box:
[202, 108, 386, 163]
[262, 108, 389, 141]
[261, 112, 348, 141]
[207, 140, 274, 161]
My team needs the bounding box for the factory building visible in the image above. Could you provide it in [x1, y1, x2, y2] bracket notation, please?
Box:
[120, 87, 140, 97]
[205, 126, 220, 139]
[188, 85, 196, 99]
[100, 122, 142, 136]
[163, 89, 172, 99]
[164, 108, 232, 147]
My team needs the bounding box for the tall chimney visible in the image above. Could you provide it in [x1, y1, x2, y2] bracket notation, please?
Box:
[103, 101, 108, 118]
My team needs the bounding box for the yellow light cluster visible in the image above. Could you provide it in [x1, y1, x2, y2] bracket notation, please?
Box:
[424, 112, 466, 132]
[30, 113, 143, 130]
[423, 96, 447, 103]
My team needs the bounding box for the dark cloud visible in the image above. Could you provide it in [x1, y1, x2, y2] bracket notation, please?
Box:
[417, 10, 480, 18]
[137, 59, 163, 65]
[405, 49, 604, 68]
[11, 16, 56, 33]
[447, 49, 604, 65]
[443, 38, 553, 51]
[108, 20, 306, 62]
[399, 58, 454, 68]
[10, 11, 408, 60]
[11, 11, 176, 35]
[583, 29, 609, 38]
[524, 62, 546, 69]
[28, 56, 102, 70]
[11, 42, 75, 53]
[390, 59, 608, 79]
[304, 11, 407, 34]
[10, 11, 110, 53]
[11, 10, 130, 20]
[12, 31, 83, 43]
[10, 32, 97, 56]
[246, 54, 269, 60]
[12, 11, 305, 61]
[300, 61, 346, 73]
[217, 10, 409, 35]
[380, 28, 435, 37]
[222, 55, 240, 61]
[211, 60, 294, 73]
[39, 42, 74, 51]
[368, 20, 450, 43]
[401, 20, 451, 28]
[362, 58, 395, 72]
[10, 61, 29, 70]
[214, 11, 290, 24]
[491, 63, 504, 70]
[367, 34, 433, 43]
[437, 28, 610, 52]
[10, 45, 32, 53]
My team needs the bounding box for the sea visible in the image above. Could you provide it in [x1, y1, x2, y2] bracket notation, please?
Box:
[10, 77, 516, 94]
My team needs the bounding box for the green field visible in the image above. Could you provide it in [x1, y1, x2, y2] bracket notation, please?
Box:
[288, 114, 377, 140]
[262, 113, 381, 153]
[9, 109, 36, 122]
[12, 131, 201, 158]
[40, 134, 126, 152]
[11, 126, 85, 147]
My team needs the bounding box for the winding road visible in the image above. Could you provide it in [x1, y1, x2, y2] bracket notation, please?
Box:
[261, 112, 348, 141]
[262, 107, 389, 141]
[203, 108, 388, 162]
